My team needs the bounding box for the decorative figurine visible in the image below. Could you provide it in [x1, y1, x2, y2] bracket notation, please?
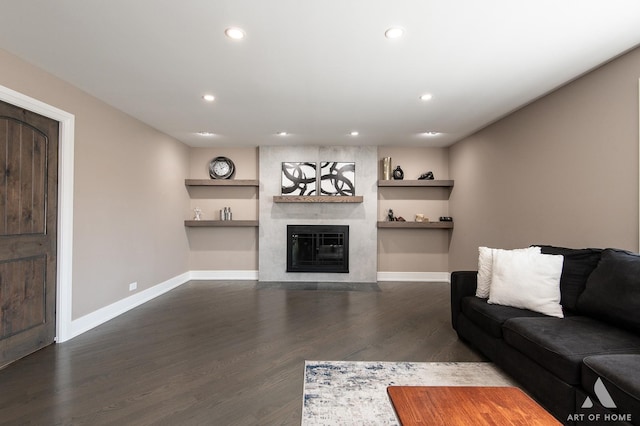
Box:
[392, 165, 404, 180]
[193, 208, 202, 221]
[387, 209, 396, 221]
[419, 171, 434, 180]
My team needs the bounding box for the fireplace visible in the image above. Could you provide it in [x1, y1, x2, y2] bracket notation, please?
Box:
[287, 225, 349, 273]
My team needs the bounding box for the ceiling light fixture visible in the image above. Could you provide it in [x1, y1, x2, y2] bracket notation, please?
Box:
[422, 131, 440, 136]
[385, 27, 405, 39]
[420, 93, 433, 101]
[197, 131, 215, 136]
[350, 131, 359, 136]
[277, 131, 288, 136]
[225, 27, 245, 40]
[202, 94, 215, 102]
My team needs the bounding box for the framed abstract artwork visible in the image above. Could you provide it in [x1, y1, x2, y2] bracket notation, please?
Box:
[281, 162, 317, 195]
[319, 162, 355, 196]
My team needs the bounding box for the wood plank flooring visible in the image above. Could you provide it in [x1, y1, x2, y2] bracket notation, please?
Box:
[0, 280, 484, 425]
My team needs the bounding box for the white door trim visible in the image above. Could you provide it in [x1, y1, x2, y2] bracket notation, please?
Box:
[0, 84, 75, 343]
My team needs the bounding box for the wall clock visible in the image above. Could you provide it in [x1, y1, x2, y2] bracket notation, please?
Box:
[209, 156, 235, 179]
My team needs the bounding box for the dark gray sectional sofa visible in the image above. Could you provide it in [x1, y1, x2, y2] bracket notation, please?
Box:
[451, 246, 640, 425]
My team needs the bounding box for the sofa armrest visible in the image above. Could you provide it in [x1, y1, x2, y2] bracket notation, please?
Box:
[450, 271, 478, 331]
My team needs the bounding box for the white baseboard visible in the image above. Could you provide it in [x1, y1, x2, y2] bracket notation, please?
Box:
[65, 270, 259, 341]
[67, 272, 191, 341]
[377, 271, 451, 282]
[189, 270, 259, 280]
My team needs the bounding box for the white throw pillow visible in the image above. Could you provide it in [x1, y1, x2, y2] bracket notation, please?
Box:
[476, 246, 540, 298]
[488, 250, 564, 318]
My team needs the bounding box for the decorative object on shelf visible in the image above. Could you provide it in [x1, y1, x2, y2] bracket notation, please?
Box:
[193, 208, 202, 220]
[387, 209, 396, 221]
[440, 216, 453, 222]
[415, 214, 428, 222]
[220, 207, 232, 221]
[282, 162, 317, 195]
[396, 216, 406, 222]
[419, 171, 435, 180]
[392, 165, 404, 180]
[320, 162, 355, 196]
[382, 157, 392, 180]
[209, 156, 235, 179]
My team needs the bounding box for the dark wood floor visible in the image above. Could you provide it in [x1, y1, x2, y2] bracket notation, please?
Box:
[0, 281, 483, 425]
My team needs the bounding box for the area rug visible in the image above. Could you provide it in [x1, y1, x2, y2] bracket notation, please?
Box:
[302, 361, 517, 425]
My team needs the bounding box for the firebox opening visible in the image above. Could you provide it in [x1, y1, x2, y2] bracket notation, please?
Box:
[287, 225, 349, 273]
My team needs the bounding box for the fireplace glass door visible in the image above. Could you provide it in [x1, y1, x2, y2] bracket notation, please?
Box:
[287, 225, 349, 273]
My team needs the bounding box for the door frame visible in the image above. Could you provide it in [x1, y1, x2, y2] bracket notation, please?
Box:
[0, 84, 75, 343]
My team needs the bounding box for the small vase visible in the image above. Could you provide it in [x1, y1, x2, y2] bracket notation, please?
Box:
[382, 157, 392, 180]
[392, 165, 404, 180]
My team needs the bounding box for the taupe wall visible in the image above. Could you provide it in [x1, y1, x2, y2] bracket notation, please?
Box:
[377, 147, 451, 272]
[449, 46, 640, 270]
[187, 147, 259, 271]
[0, 48, 191, 319]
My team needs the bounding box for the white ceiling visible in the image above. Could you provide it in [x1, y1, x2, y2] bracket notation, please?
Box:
[1, 1, 639, 148]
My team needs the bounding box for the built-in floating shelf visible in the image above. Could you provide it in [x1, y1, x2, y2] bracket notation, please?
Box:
[377, 221, 454, 229]
[184, 220, 259, 227]
[273, 196, 364, 203]
[185, 179, 259, 187]
[377, 180, 454, 188]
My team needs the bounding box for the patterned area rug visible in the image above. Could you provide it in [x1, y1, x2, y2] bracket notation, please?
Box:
[302, 361, 517, 425]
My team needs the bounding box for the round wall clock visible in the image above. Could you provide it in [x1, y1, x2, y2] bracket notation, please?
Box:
[209, 156, 235, 179]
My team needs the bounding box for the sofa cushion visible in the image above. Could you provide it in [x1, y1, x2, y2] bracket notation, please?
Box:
[488, 249, 564, 318]
[535, 245, 602, 312]
[576, 248, 640, 333]
[461, 296, 546, 338]
[582, 354, 640, 422]
[503, 316, 640, 385]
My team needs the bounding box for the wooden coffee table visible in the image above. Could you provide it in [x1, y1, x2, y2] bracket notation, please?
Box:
[387, 386, 561, 425]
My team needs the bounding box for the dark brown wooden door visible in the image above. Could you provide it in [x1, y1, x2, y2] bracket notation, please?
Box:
[0, 100, 58, 367]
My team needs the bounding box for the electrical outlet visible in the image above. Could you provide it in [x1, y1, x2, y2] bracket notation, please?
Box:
[129, 282, 137, 292]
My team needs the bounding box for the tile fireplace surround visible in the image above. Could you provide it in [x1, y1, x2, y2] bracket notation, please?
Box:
[259, 146, 378, 283]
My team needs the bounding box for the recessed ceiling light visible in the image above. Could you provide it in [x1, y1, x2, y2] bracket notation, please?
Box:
[202, 94, 215, 102]
[225, 27, 245, 40]
[385, 27, 405, 39]
[420, 93, 433, 101]
[350, 131, 359, 136]
[277, 131, 288, 136]
[422, 131, 440, 136]
[197, 131, 215, 136]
